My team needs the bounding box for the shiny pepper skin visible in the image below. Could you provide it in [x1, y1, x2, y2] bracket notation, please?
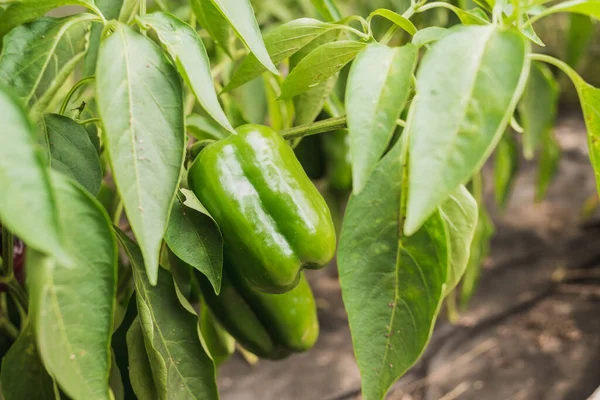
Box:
[188, 124, 336, 294]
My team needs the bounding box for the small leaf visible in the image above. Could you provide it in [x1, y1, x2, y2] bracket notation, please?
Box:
[41, 114, 102, 195]
[536, 133, 561, 201]
[346, 43, 416, 194]
[138, 11, 234, 133]
[186, 114, 231, 140]
[0, 14, 94, 120]
[126, 318, 159, 400]
[0, 85, 67, 263]
[338, 141, 448, 400]
[209, 0, 278, 74]
[225, 18, 340, 92]
[281, 40, 366, 99]
[438, 185, 478, 294]
[411, 27, 450, 48]
[519, 15, 545, 46]
[368, 8, 417, 36]
[518, 61, 558, 159]
[96, 22, 185, 285]
[0, 322, 57, 400]
[118, 0, 139, 23]
[200, 305, 235, 367]
[27, 171, 117, 400]
[116, 230, 219, 400]
[533, 0, 600, 21]
[565, 14, 595, 68]
[109, 350, 125, 400]
[164, 189, 224, 294]
[493, 132, 519, 208]
[310, 0, 342, 21]
[191, 0, 233, 56]
[263, 72, 295, 130]
[405, 26, 530, 235]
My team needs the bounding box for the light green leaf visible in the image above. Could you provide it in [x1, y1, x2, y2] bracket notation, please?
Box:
[96, 22, 185, 285]
[164, 189, 223, 295]
[263, 72, 295, 130]
[346, 43, 416, 194]
[126, 318, 159, 400]
[281, 40, 366, 99]
[405, 26, 530, 235]
[518, 61, 558, 159]
[41, 114, 102, 195]
[84, 0, 125, 75]
[493, 132, 519, 208]
[0, 322, 57, 400]
[138, 12, 234, 133]
[531, 0, 600, 22]
[412, 27, 450, 48]
[27, 171, 117, 400]
[565, 14, 596, 68]
[441, 3, 490, 24]
[0, 86, 67, 263]
[368, 8, 417, 36]
[186, 114, 230, 140]
[439, 185, 478, 295]
[536, 132, 560, 201]
[209, 0, 278, 74]
[118, 0, 138, 23]
[519, 15, 545, 46]
[0, 14, 94, 120]
[310, 0, 341, 21]
[116, 230, 219, 400]
[191, 0, 233, 56]
[224, 18, 340, 92]
[338, 141, 448, 400]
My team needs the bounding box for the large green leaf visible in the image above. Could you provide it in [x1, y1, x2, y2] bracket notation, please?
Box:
[126, 318, 159, 400]
[338, 141, 448, 400]
[96, 22, 185, 286]
[116, 230, 219, 400]
[0, 322, 57, 400]
[27, 171, 117, 400]
[0, 0, 101, 38]
[518, 61, 558, 159]
[280, 40, 366, 99]
[438, 185, 478, 294]
[404, 26, 529, 235]
[346, 43, 416, 194]
[41, 114, 102, 195]
[208, 0, 277, 74]
[138, 12, 234, 133]
[224, 18, 340, 92]
[164, 189, 223, 295]
[84, 0, 125, 75]
[191, 0, 233, 56]
[0, 86, 67, 263]
[0, 14, 94, 120]
[493, 132, 519, 208]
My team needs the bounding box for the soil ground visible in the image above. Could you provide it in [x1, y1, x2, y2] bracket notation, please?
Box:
[217, 114, 600, 400]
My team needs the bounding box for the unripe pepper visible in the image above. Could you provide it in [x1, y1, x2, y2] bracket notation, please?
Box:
[198, 265, 319, 360]
[188, 124, 336, 293]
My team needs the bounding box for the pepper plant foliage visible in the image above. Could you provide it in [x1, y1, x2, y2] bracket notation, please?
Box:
[0, 0, 598, 398]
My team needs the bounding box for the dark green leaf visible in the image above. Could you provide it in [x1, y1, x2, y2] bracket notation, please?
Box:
[191, 0, 233, 56]
[126, 318, 159, 400]
[565, 14, 596, 68]
[346, 43, 416, 194]
[41, 114, 102, 195]
[164, 189, 223, 294]
[116, 230, 219, 400]
[411, 26, 450, 48]
[96, 23, 185, 285]
[338, 141, 448, 400]
[281, 40, 366, 99]
[113, 261, 134, 331]
[200, 304, 235, 367]
[518, 61, 558, 159]
[368, 8, 417, 36]
[405, 26, 529, 235]
[84, 0, 125, 75]
[493, 133, 519, 208]
[0, 15, 94, 120]
[138, 11, 234, 133]
[0, 322, 57, 400]
[109, 349, 125, 400]
[536, 132, 560, 201]
[27, 171, 117, 400]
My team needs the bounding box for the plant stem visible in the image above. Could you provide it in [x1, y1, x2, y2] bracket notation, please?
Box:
[59, 76, 95, 115]
[1, 226, 13, 279]
[280, 116, 347, 140]
[8, 281, 28, 312]
[78, 117, 101, 126]
[380, 4, 418, 45]
[140, 0, 146, 18]
[0, 317, 19, 339]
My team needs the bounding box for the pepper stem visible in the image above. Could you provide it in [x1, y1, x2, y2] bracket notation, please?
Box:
[279, 116, 348, 140]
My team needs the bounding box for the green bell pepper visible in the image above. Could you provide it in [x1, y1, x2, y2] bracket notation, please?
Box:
[188, 124, 336, 293]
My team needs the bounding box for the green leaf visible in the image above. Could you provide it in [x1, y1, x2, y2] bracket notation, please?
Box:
[113, 261, 135, 331]
[404, 26, 530, 235]
[518, 15, 545, 46]
[518, 61, 558, 159]
[0, 322, 57, 400]
[109, 349, 125, 400]
[200, 305, 235, 367]
[41, 114, 102, 195]
[438, 185, 478, 295]
[536, 132, 560, 201]
[493, 132, 519, 208]
[565, 14, 596, 68]
[346, 43, 416, 194]
[138, 12, 234, 133]
[191, 0, 233, 56]
[411, 27, 450, 48]
[186, 114, 230, 140]
[84, 0, 125, 75]
[368, 8, 417, 36]
[164, 189, 223, 295]
[442, 3, 490, 24]
[0, 86, 68, 263]
[224, 18, 340, 92]
[532, 0, 600, 21]
[0, 0, 101, 38]
[116, 230, 219, 400]
[118, 0, 139, 23]
[126, 318, 159, 400]
[0, 15, 94, 120]
[27, 171, 117, 400]
[96, 23, 185, 286]
[208, 0, 278, 74]
[310, 0, 341, 21]
[281, 40, 366, 99]
[263, 72, 295, 130]
[338, 141, 448, 400]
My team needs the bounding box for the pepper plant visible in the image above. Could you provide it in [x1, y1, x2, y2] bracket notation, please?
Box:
[0, 0, 598, 399]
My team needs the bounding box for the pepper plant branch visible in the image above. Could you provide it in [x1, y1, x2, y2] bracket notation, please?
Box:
[1, 225, 13, 279]
[279, 116, 347, 140]
[59, 76, 95, 115]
